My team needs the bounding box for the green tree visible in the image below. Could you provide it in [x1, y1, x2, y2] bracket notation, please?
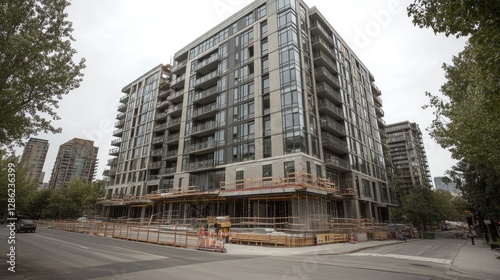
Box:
[43, 179, 103, 219]
[399, 187, 437, 231]
[407, 1, 500, 222]
[0, 151, 38, 220]
[0, 0, 85, 147]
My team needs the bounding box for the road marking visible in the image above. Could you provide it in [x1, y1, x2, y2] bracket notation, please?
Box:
[348, 253, 452, 265]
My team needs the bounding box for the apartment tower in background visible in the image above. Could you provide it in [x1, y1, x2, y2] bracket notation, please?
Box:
[49, 138, 99, 188]
[20, 138, 49, 184]
[102, 0, 397, 227]
[386, 121, 432, 190]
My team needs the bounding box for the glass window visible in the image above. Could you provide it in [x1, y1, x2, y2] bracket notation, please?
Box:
[262, 56, 269, 73]
[261, 21, 268, 38]
[262, 94, 270, 115]
[262, 75, 270, 94]
[277, 0, 296, 12]
[245, 12, 254, 27]
[261, 39, 268, 55]
[284, 161, 295, 178]
[263, 137, 272, 158]
[257, 4, 267, 19]
[262, 164, 272, 178]
[263, 116, 271, 136]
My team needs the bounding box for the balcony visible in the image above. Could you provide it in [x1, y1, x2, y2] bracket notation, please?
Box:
[119, 94, 129, 103]
[152, 135, 165, 144]
[158, 89, 172, 99]
[147, 175, 160, 181]
[318, 99, 344, 120]
[374, 95, 383, 106]
[310, 21, 332, 42]
[322, 132, 348, 154]
[166, 118, 182, 129]
[316, 82, 341, 105]
[320, 116, 346, 137]
[153, 122, 167, 132]
[172, 59, 187, 75]
[116, 112, 125, 119]
[313, 50, 338, 75]
[379, 129, 388, 139]
[107, 158, 118, 166]
[324, 153, 350, 172]
[192, 86, 218, 105]
[156, 100, 169, 109]
[377, 117, 386, 127]
[112, 128, 123, 137]
[165, 133, 180, 144]
[159, 167, 176, 175]
[192, 53, 220, 74]
[375, 105, 384, 117]
[188, 140, 216, 155]
[164, 149, 178, 159]
[191, 121, 217, 137]
[166, 103, 183, 117]
[314, 67, 340, 89]
[111, 138, 122, 146]
[103, 169, 116, 176]
[192, 103, 218, 120]
[167, 90, 185, 103]
[371, 82, 382, 96]
[155, 111, 168, 121]
[109, 148, 120, 156]
[148, 161, 162, 169]
[311, 36, 335, 60]
[186, 159, 214, 172]
[151, 148, 163, 157]
[114, 119, 125, 128]
[117, 104, 127, 112]
[194, 69, 219, 89]
[171, 73, 185, 89]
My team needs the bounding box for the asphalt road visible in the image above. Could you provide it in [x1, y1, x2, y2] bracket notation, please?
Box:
[0, 227, 485, 280]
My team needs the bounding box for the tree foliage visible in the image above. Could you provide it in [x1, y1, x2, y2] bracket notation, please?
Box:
[0, 0, 85, 148]
[0, 150, 38, 220]
[447, 160, 500, 221]
[42, 179, 103, 219]
[408, 1, 500, 221]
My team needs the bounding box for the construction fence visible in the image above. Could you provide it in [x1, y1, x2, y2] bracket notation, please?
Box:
[37, 217, 409, 248]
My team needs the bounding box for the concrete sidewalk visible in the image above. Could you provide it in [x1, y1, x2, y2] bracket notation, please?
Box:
[451, 239, 500, 280]
[224, 239, 406, 256]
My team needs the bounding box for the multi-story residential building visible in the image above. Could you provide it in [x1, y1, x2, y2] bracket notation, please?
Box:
[20, 138, 49, 184]
[434, 176, 459, 196]
[102, 0, 396, 228]
[386, 121, 432, 190]
[49, 138, 99, 188]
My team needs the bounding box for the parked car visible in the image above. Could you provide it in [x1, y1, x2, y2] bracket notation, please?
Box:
[16, 219, 37, 233]
[77, 217, 89, 223]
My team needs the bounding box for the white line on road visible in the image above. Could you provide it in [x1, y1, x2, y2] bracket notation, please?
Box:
[348, 253, 452, 265]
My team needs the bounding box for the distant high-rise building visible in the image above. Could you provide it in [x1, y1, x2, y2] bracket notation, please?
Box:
[434, 176, 459, 195]
[386, 121, 432, 190]
[49, 138, 99, 188]
[20, 138, 49, 183]
[101, 0, 397, 226]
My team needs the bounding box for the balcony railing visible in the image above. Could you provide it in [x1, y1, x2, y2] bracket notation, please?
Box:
[111, 138, 122, 146]
[316, 82, 341, 104]
[193, 86, 218, 103]
[185, 159, 214, 171]
[148, 161, 162, 169]
[194, 70, 219, 88]
[188, 140, 215, 153]
[192, 103, 218, 118]
[119, 95, 129, 103]
[167, 90, 185, 102]
[165, 133, 180, 143]
[165, 149, 178, 158]
[318, 99, 344, 120]
[109, 148, 120, 155]
[320, 116, 345, 136]
[324, 153, 350, 171]
[159, 167, 176, 175]
[191, 121, 217, 134]
[322, 132, 348, 154]
[192, 53, 219, 73]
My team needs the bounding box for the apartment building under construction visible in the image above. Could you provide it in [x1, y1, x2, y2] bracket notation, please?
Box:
[100, 0, 397, 231]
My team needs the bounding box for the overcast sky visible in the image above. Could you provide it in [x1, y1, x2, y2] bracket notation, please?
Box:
[16, 0, 468, 185]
